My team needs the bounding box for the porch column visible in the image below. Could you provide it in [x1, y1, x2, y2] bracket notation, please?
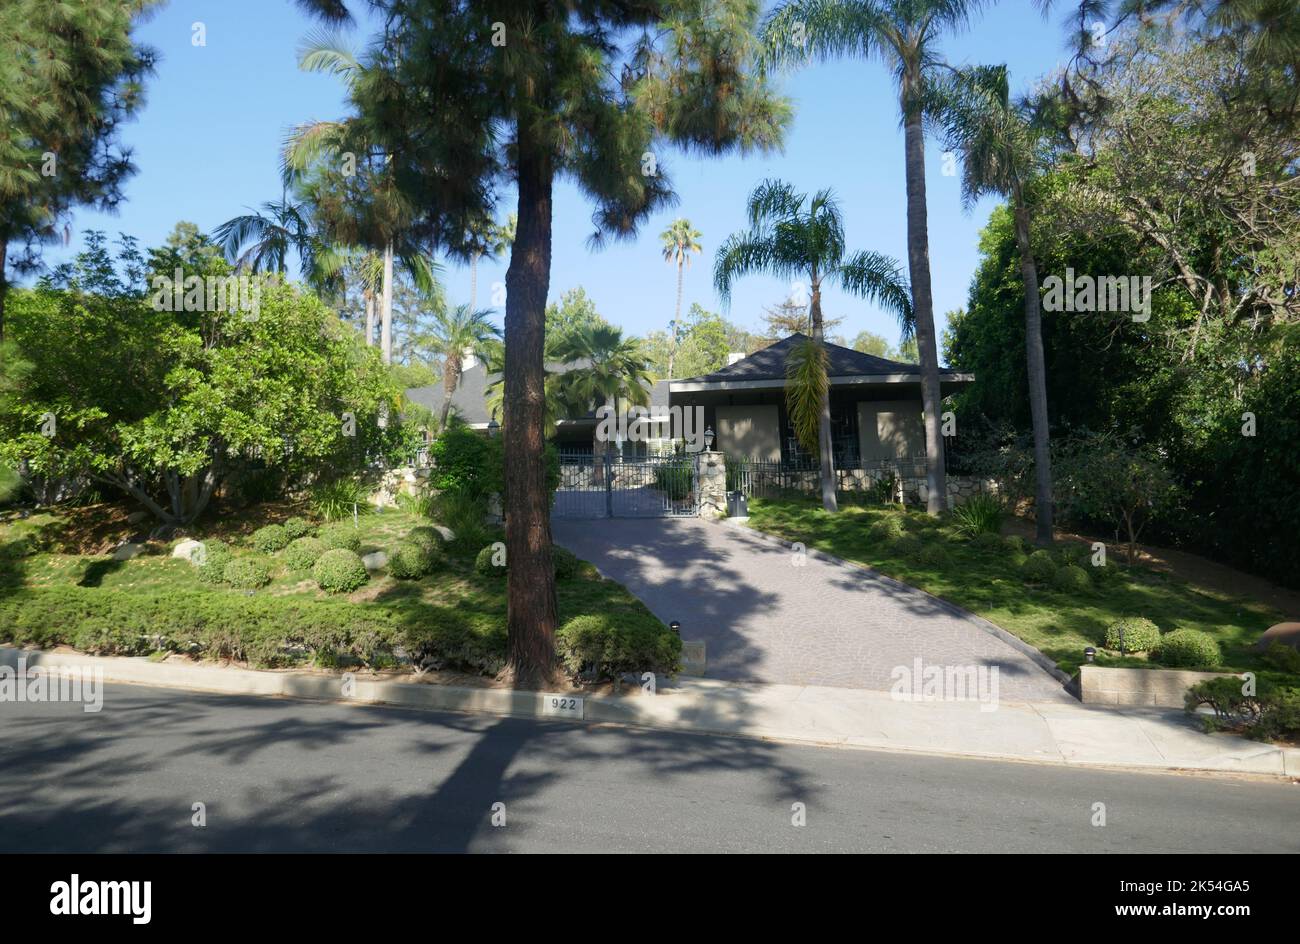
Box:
[696, 450, 727, 519]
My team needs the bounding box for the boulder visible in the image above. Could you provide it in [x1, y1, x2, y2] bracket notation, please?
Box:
[172, 539, 205, 564]
[1255, 622, 1300, 652]
[125, 510, 149, 524]
[361, 550, 388, 571]
[111, 542, 145, 561]
[432, 524, 455, 543]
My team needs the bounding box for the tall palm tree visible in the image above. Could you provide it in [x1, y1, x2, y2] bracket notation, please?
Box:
[285, 30, 440, 364]
[715, 179, 911, 513]
[426, 303, 500, 428]
[763, 0, 991, 515]
[466, 213, 516, 311]
[928, 64, 1055, 544]
[211, 196, 337, 285]
[659, 218, 703, 377]
[553, 324, 654, 466]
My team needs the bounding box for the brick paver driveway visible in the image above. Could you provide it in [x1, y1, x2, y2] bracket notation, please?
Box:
[552, 517, 1072, 703]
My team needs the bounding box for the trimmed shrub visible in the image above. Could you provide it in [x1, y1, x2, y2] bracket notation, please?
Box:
[313, 549, 369, 593]
[194, 540, 233, 585]
[318, 522, 362, 553]
[284, 536, 327, 571]
[1053, 564, 1092, 593]
[389, 541, 437, 579]
[1157, 628, 1222, 668]
[915, 541, 951, 568]
[406, 525, 444, 553]
[1021, 549, 1058, 584]
[252, 524, 290, 554]
[1007, 551, 1028, 569]
[1104, 617, 1161, 653]
[890, 535, 923, 559]
[397, 608, 506, 675]
[284, 517, 314, 539]
[1003, 535, 1026, 555]
[475, 544, 507, 577]
[1262, 641, 1300, 675]
[556, 613, 682, 680]
[552, 546, 580, 580]
[868, 515, 906, 542]
[1186, 675, 1300, 742]
[971, 530, 1005, 552]
[223, 556, 272, 590]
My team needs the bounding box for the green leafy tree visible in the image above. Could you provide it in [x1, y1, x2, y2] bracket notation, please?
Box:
[553, 324, 654, 463]
[545, 288, 608, 350]
[295, 0, 788, 687]
[465, 213, 515, 311]
[0, 0, 159, 341]
[659, 218, 703, 376]
[715, 179, 911, 511]
[763, 0, 992, 514]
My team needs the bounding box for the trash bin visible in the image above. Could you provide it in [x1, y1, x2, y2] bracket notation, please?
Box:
[727, 490, 748, 518]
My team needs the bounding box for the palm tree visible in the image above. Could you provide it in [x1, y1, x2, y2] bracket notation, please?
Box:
[211, 196, 337, 284]
[763, 0, 991, 515]
[928, 64, 1055, 544]
[285, 30, 440, 364]
[553, 324, 654, 467]
[659, 218, 703, 378]
[466, 213, 515, 311]
[426, 303, 501, 428]
[715, 179, 911, 512]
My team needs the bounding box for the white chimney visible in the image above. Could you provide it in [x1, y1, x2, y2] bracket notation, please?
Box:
[726, 351, 745, 366]
[462, 347, 478, 371]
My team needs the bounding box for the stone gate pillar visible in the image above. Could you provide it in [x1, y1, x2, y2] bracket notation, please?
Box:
[696, 451, 727, 519]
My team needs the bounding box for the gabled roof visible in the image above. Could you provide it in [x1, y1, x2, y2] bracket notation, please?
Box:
[671, 333, 972, 392]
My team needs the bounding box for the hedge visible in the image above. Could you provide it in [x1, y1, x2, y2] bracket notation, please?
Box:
[313, 549, 368, 593]
[1157, 628, 1222, 668]
[252, 524, 290, 554]
[1186, 674, 1300, 742]
[223, 556, 272, 590]
[283, 536, 327, 571]
[556, 613, 682, 681]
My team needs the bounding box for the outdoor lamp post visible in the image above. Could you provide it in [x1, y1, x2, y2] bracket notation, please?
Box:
[704, 427, 714, 451]
[487, 419, 499, 438]
[669, 621, 681, 635]
[1084, 647, 1096, 663]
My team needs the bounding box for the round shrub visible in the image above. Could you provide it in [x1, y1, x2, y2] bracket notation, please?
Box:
[406, 526, 444, 552]
[388, 541, 437, 579]
[1053, 564, 1092, 593]
[318, 522, 361, 552]
[1057, 544, 1088, 568]
[1003, 535, 1026, 555]
[283, 517, 313, 540]
[552, 546, 580, 580]
[556, 613, 681, 680]
[915, 541, 951, 568]
[1104, 617, 1161, 653]
[1007, 551, 1028, 569]
[891, 535, 923, 559]
[251, 524, 290, 554]
[223, 556, 272, 590]
[313, 549, 369, 593]
[1021, 549, 1058, 584]
[194, 540, 233, 585]
[283, 536, 326, 571]
[971, 531, 1004, 552]
[1157, 628, 1222, 668]
[475, 544, 507, 577]
[869, 515, 906, 542]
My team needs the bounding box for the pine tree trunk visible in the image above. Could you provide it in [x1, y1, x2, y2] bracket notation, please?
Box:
[364, 290, 375, 346]
[810, 287, 838, 512]
[1012, 187, 1054, 546]
[381, 242, 394, 365]
[503, 123, 559, 689]
[0, 238, 7, 343]
[903, 109, 947, 515]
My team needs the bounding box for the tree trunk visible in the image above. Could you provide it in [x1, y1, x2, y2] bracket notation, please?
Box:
[503, 122, 559, 689]
[668, 258, 683, 378]
[0, 237, 7, 343]
[380, 242, 394, 365]
[469, 251, 480, 311]
[810, 287, 838, 512]
[903, 108, 947, 516]
[439, 356, 460, 428]
[363, 289, 375, 346]
[1012, 186, 1054, 546]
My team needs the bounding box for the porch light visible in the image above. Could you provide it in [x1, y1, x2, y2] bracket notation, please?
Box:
[704, 427, 714, 450]
[1084, 646, 1096, 663]
[669, 621, 681, 635]
[487, 419, 500, 437]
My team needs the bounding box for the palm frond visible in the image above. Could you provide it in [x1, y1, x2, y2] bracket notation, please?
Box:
[785, 337, 829, 456]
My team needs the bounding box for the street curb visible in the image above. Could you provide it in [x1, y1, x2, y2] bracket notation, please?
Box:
[721, 518, 1075, 686]
[2, 646, 1292, 779]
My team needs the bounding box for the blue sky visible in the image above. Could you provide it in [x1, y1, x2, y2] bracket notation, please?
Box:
[39, 0, 1069, 350]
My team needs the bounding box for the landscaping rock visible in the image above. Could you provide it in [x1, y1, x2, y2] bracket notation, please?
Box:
[111, 542, 145, 561]
[432, 524, 455, 543]
[172, 539, 205, 564]
[126, 510, 149, 524]
[1255, 622, 1300, 653]
[361, 550, 389, 571]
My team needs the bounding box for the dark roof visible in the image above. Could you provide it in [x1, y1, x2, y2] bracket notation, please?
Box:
[405, 361, 671, 426]
[676, 333, 927, 384]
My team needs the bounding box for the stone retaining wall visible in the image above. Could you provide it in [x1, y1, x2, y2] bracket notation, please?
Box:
[1079, 665, 1239, 708]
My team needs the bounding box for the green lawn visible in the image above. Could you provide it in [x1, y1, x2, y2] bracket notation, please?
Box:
[743, 495, 1283, 676]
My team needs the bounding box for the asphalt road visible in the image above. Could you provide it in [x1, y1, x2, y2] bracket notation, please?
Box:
[2, 684, 1296, 853]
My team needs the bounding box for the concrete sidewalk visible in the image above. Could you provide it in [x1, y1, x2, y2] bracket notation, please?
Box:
[4, 647, 1295, 778]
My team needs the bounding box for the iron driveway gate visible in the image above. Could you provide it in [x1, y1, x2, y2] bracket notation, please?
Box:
[552, 454, 698, 519]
